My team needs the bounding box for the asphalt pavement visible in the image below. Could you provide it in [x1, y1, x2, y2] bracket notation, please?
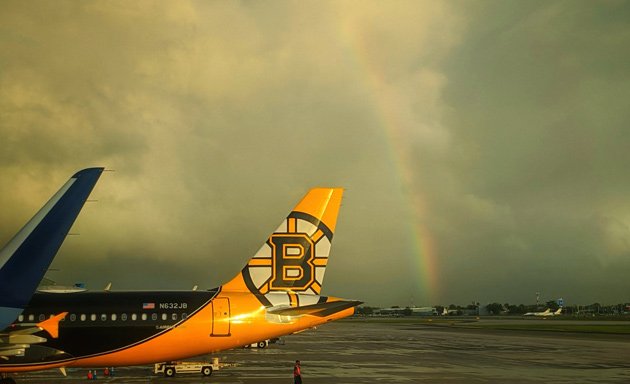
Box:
[9, 318, 630, 383]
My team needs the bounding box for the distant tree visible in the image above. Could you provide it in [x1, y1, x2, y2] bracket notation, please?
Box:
[563, 306, 577, 315]
[525, 304, 539, 312]
[505, 304, 525, 315]
[485, 302, 503, 315]
[355, 306, 375, 315]
[584, 303, 601, 315]
[545, 300, 559, 311]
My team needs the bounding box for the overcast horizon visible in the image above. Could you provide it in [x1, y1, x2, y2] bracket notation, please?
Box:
[1, 0, 629, 307]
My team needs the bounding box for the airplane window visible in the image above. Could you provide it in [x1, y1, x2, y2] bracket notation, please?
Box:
[39, 314, 45, 321]
[132, 313, 137, 321]
[172, 313, 177, 321]
[141, 313, 147, 321]
[70, 314, 76, 322]
[121, 313, 127, 321]
[100, 314, 107, 321]
[28, 314, 34, 321]
[182, 313, 187, 320]
[151, 313, 157, 321]
[112, 314, 117, 321]
[91, 314, 96, 321]
[18, 315, 24, 322]
[81, 314, 86, 321]
[162, 313, 167, 321]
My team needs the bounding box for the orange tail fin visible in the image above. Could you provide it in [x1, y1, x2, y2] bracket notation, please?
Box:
[222, 188, 343, 297]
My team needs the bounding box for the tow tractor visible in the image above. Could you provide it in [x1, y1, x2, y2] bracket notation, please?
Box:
[154, 358, 220, 377]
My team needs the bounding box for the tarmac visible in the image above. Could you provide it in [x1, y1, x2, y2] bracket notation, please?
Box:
[9, 318, 630, 383]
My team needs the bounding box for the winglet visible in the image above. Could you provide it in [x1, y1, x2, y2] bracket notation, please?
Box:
[37, 312, 68, 339]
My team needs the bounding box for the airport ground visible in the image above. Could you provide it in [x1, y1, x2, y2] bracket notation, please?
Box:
[9, 317, 630, 383]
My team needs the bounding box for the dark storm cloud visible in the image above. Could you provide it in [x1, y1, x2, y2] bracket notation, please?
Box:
[1, 0, 628, 307]
[423, 0, 630, 304]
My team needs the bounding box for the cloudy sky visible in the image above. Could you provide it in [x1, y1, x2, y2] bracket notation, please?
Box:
[1, 0, 629, 307]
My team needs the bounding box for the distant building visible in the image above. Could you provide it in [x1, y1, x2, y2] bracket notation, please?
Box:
[409, 307, 438, 316]
[374, 307, 405, 317]
[373, 306, 438, 317]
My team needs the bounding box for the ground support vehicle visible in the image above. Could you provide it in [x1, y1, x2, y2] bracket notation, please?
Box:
[154, 358, 219, 377]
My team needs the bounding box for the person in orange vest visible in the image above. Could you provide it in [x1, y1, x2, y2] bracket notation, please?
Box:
[87, 370, 93, 380]
[293, 360, 302, 384]
[104, 367, 110, 377]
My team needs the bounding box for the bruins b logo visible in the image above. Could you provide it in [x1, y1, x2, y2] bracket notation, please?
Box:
[269, 234, 315, 290]
[241, 212, 333, 306]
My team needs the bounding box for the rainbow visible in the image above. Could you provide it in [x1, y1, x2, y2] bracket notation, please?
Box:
[336, 17, 440, 304]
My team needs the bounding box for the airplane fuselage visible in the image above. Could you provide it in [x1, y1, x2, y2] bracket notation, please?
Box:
[1, 187, 359, 377]
[2, 289, 352, 372]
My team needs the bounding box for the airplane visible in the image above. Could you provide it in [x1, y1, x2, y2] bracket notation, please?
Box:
[441, 307, 459, 316]
[0, 168, 104, 331]
[0, 187, 360, 382]
[524, 308, 562, 317]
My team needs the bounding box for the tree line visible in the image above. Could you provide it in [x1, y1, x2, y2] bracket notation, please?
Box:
[356, 302, 630, 316]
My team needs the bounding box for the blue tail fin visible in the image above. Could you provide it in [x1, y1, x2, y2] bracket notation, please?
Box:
[0, 168, 104, 329]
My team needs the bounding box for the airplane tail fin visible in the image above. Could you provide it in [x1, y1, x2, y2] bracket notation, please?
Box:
[222, 188, 344, 297]
[0, 168, 104, 326]
[555, 308, 562, 315]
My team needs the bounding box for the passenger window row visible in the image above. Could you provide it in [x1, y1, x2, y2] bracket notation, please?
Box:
[17, 312, 187, 323]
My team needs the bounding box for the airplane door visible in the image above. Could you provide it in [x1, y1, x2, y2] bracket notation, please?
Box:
[211, 297, 231, 336]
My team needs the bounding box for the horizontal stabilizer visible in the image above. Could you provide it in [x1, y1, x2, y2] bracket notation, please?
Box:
[267, 300, 362, 317]
[7, 334, 47, 345]
[0, 312, 66, 358]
